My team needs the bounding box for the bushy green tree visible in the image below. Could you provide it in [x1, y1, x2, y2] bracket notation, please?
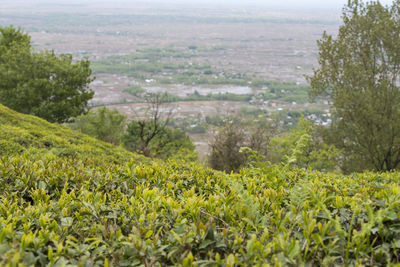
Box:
[68, 107, 127, 145]
[268, 116, 341, 171]
[0, 26, 93, 123]
[307, 0, 400, 172]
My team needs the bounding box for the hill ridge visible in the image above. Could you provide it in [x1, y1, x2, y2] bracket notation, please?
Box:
[0, 104, 140, 163]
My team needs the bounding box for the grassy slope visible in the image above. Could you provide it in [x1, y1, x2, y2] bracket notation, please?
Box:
[0, 104, 141, 164]
[1, 105, 400, 266]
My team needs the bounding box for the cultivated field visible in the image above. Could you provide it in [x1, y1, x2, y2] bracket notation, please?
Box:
[0, 1, 340, 157]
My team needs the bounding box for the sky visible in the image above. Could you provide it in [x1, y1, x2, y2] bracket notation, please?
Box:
[258, 0, 393, 8]
[1, 0, 395, 11]
[124, 0, 395, 9]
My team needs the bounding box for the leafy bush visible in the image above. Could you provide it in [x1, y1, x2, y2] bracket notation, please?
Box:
[68, 107, 127, 145]
[2, 104, 400, 266]
[0, 104, 138, 164]
[268, 116, 341, 171]
[1, 154, 400, 266]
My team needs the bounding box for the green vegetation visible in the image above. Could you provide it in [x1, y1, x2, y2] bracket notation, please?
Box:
[134, 47, 194, 59]
[92, 60, 184, 77]
[91, 47, 194, 79]
[123, 85, 146, 97]
[0, 104, 138, 164]
[208, 123, 248, 172]
[69, 107, 127, 145]
[196, 45, 227, 51]
[123, 121, 197, 161]
[257, 81, 310, 104]
[122, 93, 197, 160]
[268, 116, 341, 172]
[3, 1, 400, 265]
[159, 92, 252, 103]
[93, 52, 255, 87]
[156, 75, 248, 87]
[67, 102, 196, 161]
[308, 0, 400, 172]
[92, 44, 311, 107]
[93, 48, 311, 105]
[0, 26, 94, 123]
[207, 115, 341, 173]
[93, 54, 243, 87]
[1, 105, 400, 265]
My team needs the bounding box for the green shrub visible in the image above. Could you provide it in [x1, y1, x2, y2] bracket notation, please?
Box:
[0, 104, 139, 164]
[2, 104, 400, 266]
[68, 107, 127, 145]
[1, 154, 400, 266]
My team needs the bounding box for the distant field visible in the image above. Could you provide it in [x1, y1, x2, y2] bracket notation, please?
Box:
[0, 1, 338, 156]
[0, 1, 340, 82]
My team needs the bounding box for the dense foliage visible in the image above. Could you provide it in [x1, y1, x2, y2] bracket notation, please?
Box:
[208, 116, 341, 173]
[1, 152, 400, 266]
[0, 26, 94, 123]
[268, 116, 341, 172]
[3, 1, 400, 264]
[0, 104, 139, 164]
[69, 107, 127, 145]
[2, 103, 400, 266]
[308, 0, 400, 172]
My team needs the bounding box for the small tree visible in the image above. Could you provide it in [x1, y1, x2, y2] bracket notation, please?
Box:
[123, 93, 173, 157]
[68, 107, 127, 145]
[126, 124, 197, 160]
[268, 116, 341, 171]
[122, 93, 196, 160]
[208, 123, 247, 172]
[307, 0, 400, 172]
[208, 119, 274, 172]
[0, 26, 94, 123]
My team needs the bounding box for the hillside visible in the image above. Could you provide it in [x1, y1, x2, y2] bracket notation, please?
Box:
[1, 106, 400, 266]
[0, 104, 141, 164]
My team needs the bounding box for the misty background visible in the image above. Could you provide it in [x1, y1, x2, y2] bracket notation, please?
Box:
[0, 0, 395, 157]
[0, 0, 395, 9]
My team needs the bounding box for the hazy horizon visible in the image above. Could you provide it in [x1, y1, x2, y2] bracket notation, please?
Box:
[1, 0, 395, 10]
[135, 0, 394, 8]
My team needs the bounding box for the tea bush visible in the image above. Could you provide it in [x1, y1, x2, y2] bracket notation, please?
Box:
[1, 155, 400, 266]
[0, 104, 140, 164]
[1, 104, 400, 266]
